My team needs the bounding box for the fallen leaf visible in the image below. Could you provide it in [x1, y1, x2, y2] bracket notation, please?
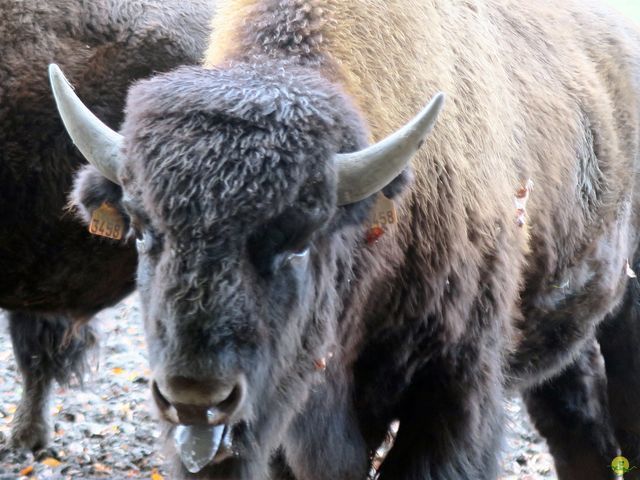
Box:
[151, 469, 164, 480]
[93, 462, 112, 473]
[111, 367, 124, 375]
[41, 457, 61, 467]
[514, 179, 534, 227]
[19, 465, 34, 476]
[314, 358, 327, 371]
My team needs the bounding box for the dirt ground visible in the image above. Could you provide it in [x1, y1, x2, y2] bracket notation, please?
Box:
[0, 294, 555, 479]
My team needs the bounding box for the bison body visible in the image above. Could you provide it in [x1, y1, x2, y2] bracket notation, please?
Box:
[1, 0, 213, 451]
[59, 0, 640, 478]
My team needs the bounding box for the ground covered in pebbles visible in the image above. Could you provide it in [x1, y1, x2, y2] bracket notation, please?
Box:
[0, 294, 555, 479]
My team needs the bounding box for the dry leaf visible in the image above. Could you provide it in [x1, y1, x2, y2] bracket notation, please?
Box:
[111, 367, 124, 375]
[41, 457, 61, 467]
[151, 469, 164, 480]
[19, 465, 34, 476]
[93, 462, 112, 473]
[514, 179, 534, 227]
[314, 358, 327, 372]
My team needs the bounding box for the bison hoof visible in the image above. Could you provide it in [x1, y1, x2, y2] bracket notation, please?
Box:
[10, 415, 49, 452]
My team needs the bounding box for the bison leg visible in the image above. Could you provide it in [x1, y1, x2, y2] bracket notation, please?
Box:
[598, 281, 640, 479]
[375, 363, 504, 479]
[8, 311, 95, 451]
[523, 339, 618, 480]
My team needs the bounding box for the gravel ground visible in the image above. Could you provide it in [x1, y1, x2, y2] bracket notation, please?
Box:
[0, 294, 556, 479]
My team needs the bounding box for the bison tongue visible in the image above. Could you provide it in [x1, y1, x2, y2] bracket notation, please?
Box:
[174, 424, 225, 474]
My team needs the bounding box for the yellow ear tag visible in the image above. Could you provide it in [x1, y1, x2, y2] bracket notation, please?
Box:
[89, 202, 125, 240]
[365, 194, 398, 244]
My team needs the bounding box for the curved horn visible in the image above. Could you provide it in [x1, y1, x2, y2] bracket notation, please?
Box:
[48, 64, 123, 185]
[335, 92, 445, 205]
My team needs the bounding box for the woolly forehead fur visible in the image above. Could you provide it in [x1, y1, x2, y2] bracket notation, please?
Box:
[120, 62, 368, 240]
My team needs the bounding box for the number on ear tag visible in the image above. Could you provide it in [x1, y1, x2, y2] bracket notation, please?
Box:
[365, 194, 398, 244]
[89, 202, 125, 240]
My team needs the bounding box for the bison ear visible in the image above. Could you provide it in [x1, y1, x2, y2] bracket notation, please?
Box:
[381, 168, 414, 199]
[334, 168, 413, 231]
[69, 165, 129, 229]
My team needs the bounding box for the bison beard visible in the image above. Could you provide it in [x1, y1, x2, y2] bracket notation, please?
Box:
[58, 0, 640, 479]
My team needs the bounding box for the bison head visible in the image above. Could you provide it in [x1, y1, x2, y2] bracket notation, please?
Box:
[50, 62, 442, 478]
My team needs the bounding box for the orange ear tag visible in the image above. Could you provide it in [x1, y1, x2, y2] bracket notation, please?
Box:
[365, 194, 398, 244]
[89, 202, 125, 240]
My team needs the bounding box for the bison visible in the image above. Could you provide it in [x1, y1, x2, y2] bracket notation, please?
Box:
[1, 0, 214, 452]
[52, 0, 640, 479]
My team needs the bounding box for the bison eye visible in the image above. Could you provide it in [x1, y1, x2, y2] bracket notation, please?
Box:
[136, 230, 155, 255]
[250, 244, 310, 277]
[285, 247, 310, 265]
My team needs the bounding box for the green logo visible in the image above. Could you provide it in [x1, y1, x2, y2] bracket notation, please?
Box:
[611, 456, 638, 475]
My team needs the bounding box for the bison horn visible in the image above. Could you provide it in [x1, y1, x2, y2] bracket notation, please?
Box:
[335, 92, 445, 205]
[48, 64, 123, 185]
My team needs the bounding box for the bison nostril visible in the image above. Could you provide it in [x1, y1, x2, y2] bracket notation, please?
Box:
[217, 383, 243, 413]
[151, 381, 180, 424]
[152, 380, 171, 409]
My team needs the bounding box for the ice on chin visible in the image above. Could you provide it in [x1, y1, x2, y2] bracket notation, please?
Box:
[174, 424, 225, 474]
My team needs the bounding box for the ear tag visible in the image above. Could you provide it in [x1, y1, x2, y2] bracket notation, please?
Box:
[89, 202, 125, 240]
[365, 194, 398, 244]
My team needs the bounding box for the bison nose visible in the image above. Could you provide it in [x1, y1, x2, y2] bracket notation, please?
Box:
[152, 375, 246, 425]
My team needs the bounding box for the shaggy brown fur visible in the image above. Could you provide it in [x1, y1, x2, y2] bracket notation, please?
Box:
[71, 0, 640, 479]
[1, 0, 214, 451]
[207, 0, 640, 379]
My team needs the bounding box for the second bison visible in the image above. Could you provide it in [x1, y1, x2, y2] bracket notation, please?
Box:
[1, 0, 213, 451]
